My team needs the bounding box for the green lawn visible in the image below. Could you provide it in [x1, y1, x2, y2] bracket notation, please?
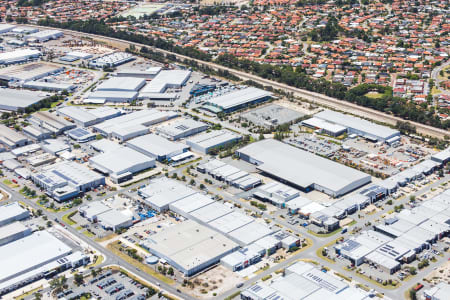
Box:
[62, 211, 77, 226]
[82, 230, 95, 238]
[365, 92, 384, 99]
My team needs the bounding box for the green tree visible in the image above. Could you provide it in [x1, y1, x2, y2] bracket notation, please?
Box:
[74, 273, 84, 286]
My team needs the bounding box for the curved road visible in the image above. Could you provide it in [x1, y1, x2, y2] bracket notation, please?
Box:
[26, 24, 449, 139]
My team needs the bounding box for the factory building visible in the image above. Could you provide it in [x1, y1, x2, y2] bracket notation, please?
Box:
[189, 202, 234, 224]
[423, 282, 450, 300]
[0, 222, 31, 246]
[0, 62, 64, 83]
[89, 52, 135, 68]
[31, 161, 105, 202]
[89, 146, 155, 183]
[0, 88, 48, 112]
[22, 81, 75, 92]
[253, 182, 301, 208]
[139, 220, 238, 276]
[96, 77, 146, 92]
[204, 87, 272, 114]
[0, 24, 16, 34]
[314, 110, 400, 143]
[156, 118, 209, 140]
[138, 70, 191, 99]
[85, 90, 138, 104]
[41, 139, 70, 155]
[431, 147, 450, 165]
[0, 231, 88, 296]
[66, 128, 96, 143]
[169, 193, 215, 219]
[0, 124, 29, 148]
[57, 106, 121, 127]
[241, 261, 366, 300]
[0, 49, 41, 65]
[29, 111, 75, 135]
[97, 209, 133, 232]
[237, 139, 371, 197]
[59, 51, 93, 62]
[93, 109, 177, 138]
[301, 117, 347, 137]
[126, 133, 188, 162]
[116, 66, 161, 79]
[221, 244, 265, 271]
[0, 202, 30, 227]
[25, 30, 63, 42]
[138, 178, 197, 212]
[186, 130, 241, 154]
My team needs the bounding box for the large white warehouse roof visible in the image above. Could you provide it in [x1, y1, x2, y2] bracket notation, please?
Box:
[237, 139, 371, 197]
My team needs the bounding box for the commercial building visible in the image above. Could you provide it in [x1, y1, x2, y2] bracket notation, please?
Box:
[221, 244, 265, 271]
[241, 261, 363, 300]
[78, 201, 111, 222]
[431, 147, 450, 165]
[314, 110, 400, 143]
[0, 63, 64, 83]
[423, 282, 450, 300]
[139, 70, 191, 98]
[228, 221, 273, 246]
[29, 111, 75, 135]
[22, 81, 75, 92]
[186, 130, 241, 154]
[0, 124, 28, 148]
[96, 209, 133, 231]
[93, 109, 177, 138]
[26, 153, 56, 167]
[96, 77, 146, 92]
[302, 117, 347, 137]
[209, 211, 254, 234]
[89, 52, 135, 68]
[41, 139, 70, 155]
[0, 49, 41, 65]
[139, 178, 197, 212]
[60, 51, 93, 62]
[25, 30, 63, 42]
[66, 127, 96, 143]
[204, 87, 272, 113]
[253, 182, 301, 208]
[31, 161, 105, 201]
[57, 106, 121, 127]
[237, 139, 371, 197]
[140, 220, 238, 276]
[116, 66, 161, 79]
[169, 193, 215, 219]
[85, 90, 138, 103]
[127, 133, 188, 162]
[156, 118, 209, 140]
[189, 202, 234, 224]
[0, 222, 31, 246]
[241, 104, 304, 128]
[0, 202, 30, 227]
[0, 24, 16, 34]
[0, 231, 88, 296]
[89, 146, 155, 183]
[0, 88, 48, 112]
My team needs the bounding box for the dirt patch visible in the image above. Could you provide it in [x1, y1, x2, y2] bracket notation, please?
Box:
[180, 265, 243, 298]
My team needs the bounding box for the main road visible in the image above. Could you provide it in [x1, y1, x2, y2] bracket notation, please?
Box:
[26, 23, 450, 139]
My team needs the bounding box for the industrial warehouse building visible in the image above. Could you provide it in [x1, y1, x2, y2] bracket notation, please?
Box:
[89, 146, 155, 183]
[66, 128, 96, 143]
[0, 202, 29, 227]
[0, 222, 31, 246]
[25, 30, 63, 42]
[237, 139, 371, 197]
[139, 70, 191, 99]
[0, 88, 48, 112]
[93, 109, 177, 138]
[116, 66, 161, 79]
[241, 104, 304, 128]
[89, 52, 134, 68]
[22, 81, 75, 92]
[126, 133, 188, 162]
[96, 76, 146, 92]
[139, 178, 197, 212]
[29, 111, 75, 135]
[140, 220, 238, 276]
[186, 130, 241, 154]
[85, 90, 138, 104]
[0, 49, 41, 65]
[156, 118, 209, 140]
[0, 231, 88, 296]
[241, 261, 366, 300]
[301, 117, 347, 137]
[0, 124, 29, 148]
[31, 161, 105, 201]
[204, 87, 272, 113]
[313, 110, 401, 143]
[0, 62, 64, 83]
[57, 106, 121, 127]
